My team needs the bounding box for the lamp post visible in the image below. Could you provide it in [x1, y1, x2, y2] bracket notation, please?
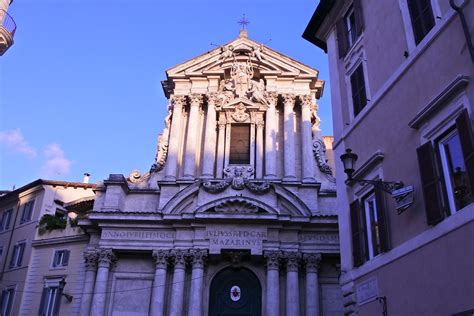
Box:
[59, 278, 73, 302]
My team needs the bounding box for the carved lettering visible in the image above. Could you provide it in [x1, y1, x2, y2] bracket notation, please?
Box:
[298, 233, 339, 243]
[102, 230, 176, 241]
[206, 227, 267, 255]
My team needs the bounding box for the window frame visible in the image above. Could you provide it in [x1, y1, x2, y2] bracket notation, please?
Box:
[345, 57, 371, 121]
[0, 209, 12, 232]
[51, 249, 70, 268]
[228, 123, 251, 165]
[0, 286, 16, 316]
[39, 278, 64, 316]
[20, 200, 35, 224]
[9, 241, 26, 269]
[362, 192, 382, 260]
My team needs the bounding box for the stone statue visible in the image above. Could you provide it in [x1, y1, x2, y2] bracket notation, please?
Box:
[218, 45, 235, 64]
[248, 79, 268, 105]
[251, 44, 265, 63]
[217, 79, 235, 105]
[231, 61, 253, 98]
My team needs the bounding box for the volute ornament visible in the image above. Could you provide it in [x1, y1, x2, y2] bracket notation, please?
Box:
[312, 138, 335, 181]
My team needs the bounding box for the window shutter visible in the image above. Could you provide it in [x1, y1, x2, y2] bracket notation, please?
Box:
[63, 250, 70, 266]
[353, 0, 365, 36]
[456, 109, 474, 199]
[9, 245, 17, 268]
[38, 287, 47, 316]
[28, 200, 35, 221]
[417, 142, 446, 225]
[54, 287, 62, 316]
[52, 251, 59, 267]
[350, 200, 366, 266]
[18, 243, 25, 266]
[374, 186, 391, 252]
[336, 18, 348, 58]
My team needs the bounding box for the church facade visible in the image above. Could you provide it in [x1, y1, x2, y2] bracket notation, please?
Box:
[80, 30, 342, 316]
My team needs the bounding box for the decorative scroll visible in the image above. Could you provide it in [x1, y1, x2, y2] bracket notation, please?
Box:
[312, 138, 335, 182]
[150, 102, 173, 173]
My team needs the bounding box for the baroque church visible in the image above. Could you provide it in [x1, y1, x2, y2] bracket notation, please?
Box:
[81, 30, 343, 315]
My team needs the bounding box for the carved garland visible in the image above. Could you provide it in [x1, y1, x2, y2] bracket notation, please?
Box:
[202, 166, 271, 194]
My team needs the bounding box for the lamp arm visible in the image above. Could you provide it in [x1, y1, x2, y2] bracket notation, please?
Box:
[347, 177, 404, 193]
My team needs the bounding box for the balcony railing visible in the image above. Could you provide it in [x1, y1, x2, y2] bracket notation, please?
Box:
[0, 9, 16, 38]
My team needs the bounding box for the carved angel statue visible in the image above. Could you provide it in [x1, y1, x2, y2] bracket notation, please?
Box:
[218, 45, 235, 64]
[251, 44, 265, 63]
[217, 79, 235, 105]
[247, 79, 268, 105]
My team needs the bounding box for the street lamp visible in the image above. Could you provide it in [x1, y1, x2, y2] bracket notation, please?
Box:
[58, 278, 73, 302]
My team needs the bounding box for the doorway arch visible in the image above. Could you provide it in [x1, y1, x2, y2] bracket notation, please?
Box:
[208, 267, 262, 316]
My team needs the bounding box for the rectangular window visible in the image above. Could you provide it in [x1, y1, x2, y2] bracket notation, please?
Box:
[363, 193, 382, 259]
[345, 8, 357, 47]
[337, 0, 364, 58]
[350, 64, 368, 117]
[229, 124, 250, 164]
[0, 288, 15, 316]
[52, 250, 70, 268]
[407, 0, 435, 45]
[0, 209, 12, 231]
[20, 200, 35, 224]
[39, 286, 61, 316]
[9, 242, 25, 268]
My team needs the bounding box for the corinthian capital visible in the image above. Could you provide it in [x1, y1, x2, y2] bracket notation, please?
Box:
[84, 249, 99, 271]
[299, 95, 313, 109]
[281, 93, 296, 106]
[171, 95, 186, 110]
[97, 248, 117, 268]
[283, 251, 301, 272]
[206, 93, 218, 105]
[264, 250, 282, 271]
[189, 249, 208, 268]
[152, 249, 169, 269]
[303, 253, 322, 273]
[169, 249, 187, 269]
[264, 92, 278, 107]
[189, 94, 203, 107]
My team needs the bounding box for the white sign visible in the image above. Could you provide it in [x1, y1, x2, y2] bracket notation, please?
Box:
[356, 277, 379, 305]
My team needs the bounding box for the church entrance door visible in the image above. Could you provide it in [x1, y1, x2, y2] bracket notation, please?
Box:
[209, 267, 262, 316]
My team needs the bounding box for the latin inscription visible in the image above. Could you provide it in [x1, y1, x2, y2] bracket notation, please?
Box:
[298, 233, 339, 244]
[102, 230, 175, 241]
[206, 227, 267, 254]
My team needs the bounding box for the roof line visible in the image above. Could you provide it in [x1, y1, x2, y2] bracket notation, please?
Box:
[301, 0, 336, 52]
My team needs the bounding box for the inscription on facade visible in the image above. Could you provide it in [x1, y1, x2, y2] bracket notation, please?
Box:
[102, 229, 175, 241]
[206, 226, 267, 254]
[298, 233, 339, 244]
[356, 277, 379, 305]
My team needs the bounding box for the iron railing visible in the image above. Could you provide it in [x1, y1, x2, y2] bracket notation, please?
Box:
[0, 9, 16, 37]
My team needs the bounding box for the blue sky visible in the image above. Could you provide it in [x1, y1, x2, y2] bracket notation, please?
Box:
[0, 0, 330, 189]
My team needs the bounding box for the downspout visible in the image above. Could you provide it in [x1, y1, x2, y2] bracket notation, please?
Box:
[450, 0, 474, 62]
[0, 198, 21, 281]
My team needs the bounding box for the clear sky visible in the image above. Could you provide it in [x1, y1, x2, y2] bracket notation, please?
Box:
[0, 0, 330, 189]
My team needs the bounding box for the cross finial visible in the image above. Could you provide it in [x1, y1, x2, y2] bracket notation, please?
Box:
[238, 14, 250, 30]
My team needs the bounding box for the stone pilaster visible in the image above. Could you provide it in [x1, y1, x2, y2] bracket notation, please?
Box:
[265, 92, 278, 179]
[255, 119, 265, 179]
[91, 249, 116, 316]
[284, 251, 301, 316]
[188, 249, 208, 316]
[300, 95, 316, 182]
[169, 249, 187, 316]
[165, 96, 186, 180]
[264, 251, 282, 316]
[216, 117, 226, 178]
[80, 249, 99, 316]
[183, 94, 203, 179]
[303, 253, 322, 316]
[150, 250, 169, 316]
[202, 94, 218, 178]
[282, 93, 297, 180]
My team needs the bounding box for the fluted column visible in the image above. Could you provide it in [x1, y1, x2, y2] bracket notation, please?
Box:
[79, 249, 99, 316]
[216, 117, 226, 178]
[188, 249, 208, 316]
[304, 253, 322, 316]
[202, 94, 218, 178]
[165, 96, 186, 180]
[282, 94, 297, 180]
[183, 94, 203, 179]
[150, 250, 169, 316]
[256, 120, 265, 178]
[265, 92, 278, 179]
[284, 251, 301, 316]
[300, 95, 316, 182]
[169, 249, 187, 316]
[91, 249, 116, 316]
[264, 251, 281, 316]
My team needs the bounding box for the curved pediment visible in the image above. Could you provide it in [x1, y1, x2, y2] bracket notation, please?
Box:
[195, 196, 278, 215]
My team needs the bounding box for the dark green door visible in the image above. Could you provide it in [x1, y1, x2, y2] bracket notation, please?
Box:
[209, 267, 262, 316]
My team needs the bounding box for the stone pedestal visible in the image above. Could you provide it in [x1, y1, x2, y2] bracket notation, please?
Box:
[150, 250, 169, 316]
[91, 249, 116, 316]
[304, 253, 322, 316]
[165, 96, 186, 180]
[79, 249, 99, 316]
[282, 94, 297, 180]
[169, 250, 187, 316]
[264, 251, 281, 316]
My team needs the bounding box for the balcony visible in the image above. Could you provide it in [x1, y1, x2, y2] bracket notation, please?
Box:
[0, 9, 16, 56]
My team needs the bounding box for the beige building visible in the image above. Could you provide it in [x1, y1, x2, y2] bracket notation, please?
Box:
[77, 30, 343, 316]
[0, 179, 95, 315]
[0, 0, 15, 56]
[304, 0, 474, 315]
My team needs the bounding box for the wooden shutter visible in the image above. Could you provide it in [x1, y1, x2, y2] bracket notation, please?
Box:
[52, 251, 59, 267]
[456, 109, 474, 199]
[350, 200, 366, 266]
[417, 142, 446, 225]
[336, 18, 348, 58]
[374, 186, 391, 252]
[38, 287, 47, 316]
[353, 0, 365, 36]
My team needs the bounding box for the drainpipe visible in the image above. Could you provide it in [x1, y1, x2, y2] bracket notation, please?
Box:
[450, 0, 474, 62]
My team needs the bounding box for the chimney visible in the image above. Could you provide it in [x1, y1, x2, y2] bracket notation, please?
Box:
[83, 173, 91, 184]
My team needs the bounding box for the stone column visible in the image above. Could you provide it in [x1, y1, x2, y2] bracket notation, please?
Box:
[188, 249, 208, 316]
[264, 251, 281, 316]
[79, 249, 99, 316]
[284, 251, 301, 316]
[300, 95, 316, 182]
[265, 92, 278, 179]
[202, 94, 218, 178]
[216, 117, 226, 178]
[169, 249, 187, 316]
[183, 94, 203, 179]
[150, 250, 169, 316]
[282, 94, 297, 181]
[165, 96, 186, 180]
[303, 253, 322, 316]
[91, 249, 116, 316]
[255, 120, 265, 178]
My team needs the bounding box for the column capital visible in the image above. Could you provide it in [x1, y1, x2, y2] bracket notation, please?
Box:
[84, 249, 99, 271]
[189, 249, 208, 268]
[169, 249, 187, 269]
[189, 94, 203, 107]
[281, 93, 296, 106]
[283, 251, 301, 272]
[264, 250, 282, 271]
[206, 92, 218, 105]
[152, 249, 169, 269]
[303, 253, 322, 273]
[256, 120, 265, 129]
[265, 92, 278, 107]
[299, 94, 313, 108]
[218, 118, 227, 130]
[171, 95, 186, 110]
[97, 248, 117, 268]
